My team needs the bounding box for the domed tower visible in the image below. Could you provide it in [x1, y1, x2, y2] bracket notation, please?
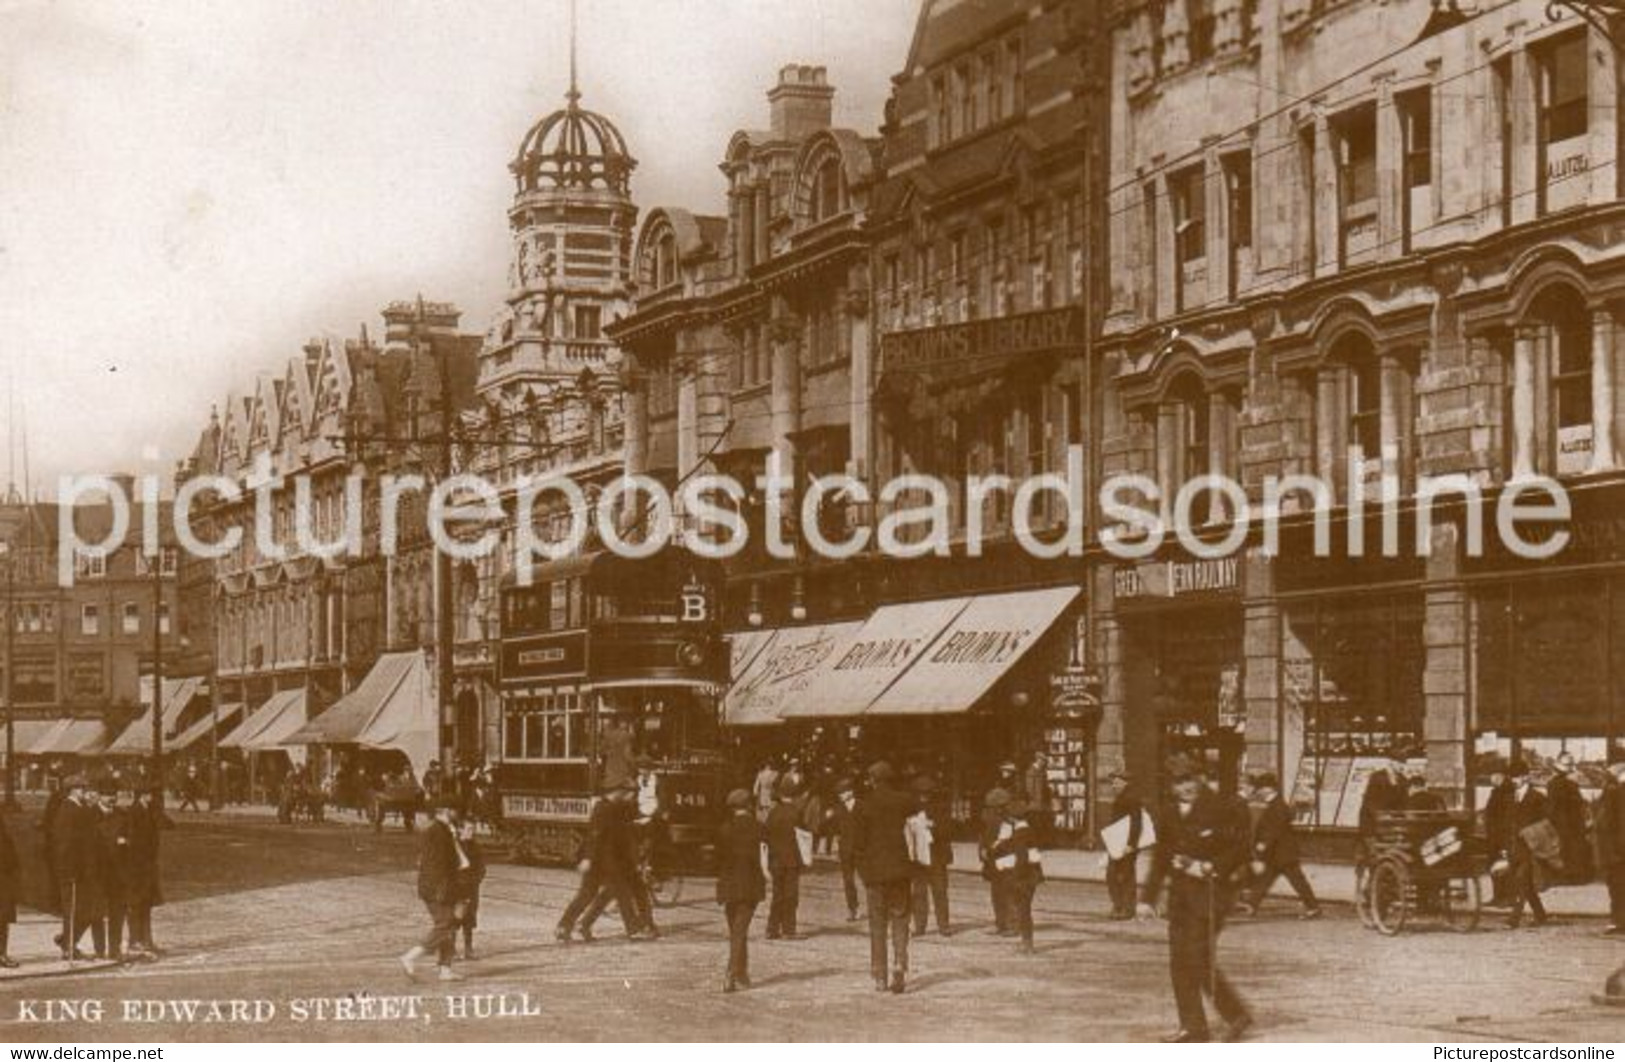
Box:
[477, 29, 636, 416]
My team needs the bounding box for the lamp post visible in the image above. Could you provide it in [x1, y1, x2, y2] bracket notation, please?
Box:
[1, 541, 15, 809]
[149, 548, 165, 810]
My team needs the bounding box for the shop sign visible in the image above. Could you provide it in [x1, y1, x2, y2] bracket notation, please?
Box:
[1049, 665, 1100, 714]
[1556, 424, 1593, 477]
[503, 793, 591, 822]
[1114, 555, 1240, 602]
[879, 307, 1081, 376]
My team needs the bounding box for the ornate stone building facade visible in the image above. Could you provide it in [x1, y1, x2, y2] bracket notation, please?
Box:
[1097, 0, 1625, 833]
[452, 77, 634, 760]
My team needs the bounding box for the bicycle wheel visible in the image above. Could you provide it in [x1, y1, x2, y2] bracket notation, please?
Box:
[1369, 858, 1410, 936]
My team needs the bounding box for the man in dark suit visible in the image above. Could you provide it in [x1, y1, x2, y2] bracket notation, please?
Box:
[714, 788, 765, 992]
[1237, 772, 1319, 919]
[1104, 770, 1144, 920]
[556, 783, 639, 943]
[980, 763, 1019, 933]
[764, 778, 806, 939]
[1138, 756, 1252, 1043]
[853, 760, 914, 994]
[39, 777, 67, 914]
[1496, 760, 1551, 929]
[123, 789, 164, 955]
[1481, 767, 1516, 905]
[1547, 753, 1593, 884]
[400, 796, 466, 982]
[52, 776, 108, 960]
[909, 775, 953, 937]
[829, 777, 861, 921]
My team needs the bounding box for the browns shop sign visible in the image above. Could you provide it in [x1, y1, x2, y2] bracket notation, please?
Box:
[880, 307, 1082, 375]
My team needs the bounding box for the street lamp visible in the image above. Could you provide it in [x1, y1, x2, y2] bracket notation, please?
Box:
[0, 541, 15, 809]
[149, 547, 166, 810]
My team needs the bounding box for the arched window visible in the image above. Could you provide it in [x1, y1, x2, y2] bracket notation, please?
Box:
[811, 156, 842, 223]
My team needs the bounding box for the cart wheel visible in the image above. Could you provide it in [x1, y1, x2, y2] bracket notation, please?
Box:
[1441, 873, 1482, 933]
[1369, 859, 1410, 936]
[1355, 862, 1376, 929]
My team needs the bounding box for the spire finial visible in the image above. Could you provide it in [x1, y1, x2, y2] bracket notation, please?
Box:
[567, 0, 580, 105]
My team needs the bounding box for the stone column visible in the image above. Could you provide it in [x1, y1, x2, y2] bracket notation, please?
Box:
[1380, 351, 1405, 487]
[1313, 112, 1337, 276]
[734, 190, 753, 274]
[1508, 47, 1537, 225]
[1424, 519, 1469, 810]
[675, 354, 699, 483]
[1591, 306, 1618, 472]
[1156, 402, 1180, 523]
[768, 309, 802, 475]
[753, 184, 771, 267]
[846, 287, 872, 485]
[1315, 366, 1343, 492]
[1207, 390, 1231, 523]
[1242, 548, 1280, 786]
[621, 355, 649, 479]
[1511, 325, 1538, 480]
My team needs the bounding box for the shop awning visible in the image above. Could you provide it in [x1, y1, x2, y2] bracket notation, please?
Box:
[168, 703, 245, 753]
[355, 653, 437, 777]
[220, 692, 301, 751]
[778, 597, 970, 720]
[106, 676, 203, 756]
[863, 587, 1080, 717]
[728, 629, 776, 683]
[721, 622, 862, 727]
[7, 720, 61, 757]
[28, 718, 112, 757]
[284, 652, 420, 747]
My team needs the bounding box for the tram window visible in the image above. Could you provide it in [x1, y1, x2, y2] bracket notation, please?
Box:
[547, 713, 566, 758]
[568, 698, 587, 758]
[524, 712, 546, 760]
[504, 714, 523, 758]
[549, 581, 569, 630]
[568, 578, 585, 628]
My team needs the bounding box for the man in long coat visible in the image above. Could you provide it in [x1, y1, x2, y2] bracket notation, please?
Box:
[714, 789, 765, 992]
[122, 788, 164, 955]
[51, 776, 107, 960]
[853, 761, 914, 994]
[1546, 753, 1593, 884]
[400, 796, 466, 982]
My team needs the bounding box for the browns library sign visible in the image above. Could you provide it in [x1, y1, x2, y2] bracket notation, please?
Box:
[879, 307, 1082, 376]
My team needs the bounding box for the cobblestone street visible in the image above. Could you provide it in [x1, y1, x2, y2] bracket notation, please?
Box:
[0, 815, 1619, 1042]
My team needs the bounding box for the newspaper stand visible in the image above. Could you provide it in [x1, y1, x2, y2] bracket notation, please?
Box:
[1358, 810, 1484, 935]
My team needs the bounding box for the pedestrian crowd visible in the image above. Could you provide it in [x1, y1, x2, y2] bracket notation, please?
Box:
[0, 773, 166, 970]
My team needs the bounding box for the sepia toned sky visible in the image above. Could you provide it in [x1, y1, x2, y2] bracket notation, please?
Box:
[0, 0, 919, 493]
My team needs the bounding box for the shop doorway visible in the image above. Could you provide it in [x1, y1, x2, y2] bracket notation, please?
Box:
[1123, 605, 1246, 795]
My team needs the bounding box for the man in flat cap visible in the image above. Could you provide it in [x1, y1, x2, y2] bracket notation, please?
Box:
[980, 761, 1020, 934]
[714, 788, 765, 991]
[1236, 772, 1319, 919]
[765, 776, 808, 940]
[829, 777, 862, 922]
[401, 795, 467, 982]
[853, 760, 914, 993]
[1138, 755, 1252, 1042]
[1104, 769, 1145, 920]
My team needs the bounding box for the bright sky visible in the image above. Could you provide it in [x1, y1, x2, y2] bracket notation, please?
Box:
[0, 0, 918, 494]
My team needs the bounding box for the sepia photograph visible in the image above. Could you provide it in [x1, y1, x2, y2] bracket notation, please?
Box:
[0, 0, 1623, 1046]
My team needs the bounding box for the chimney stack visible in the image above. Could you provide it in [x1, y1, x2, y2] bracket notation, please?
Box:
[768, 65, 834, 141]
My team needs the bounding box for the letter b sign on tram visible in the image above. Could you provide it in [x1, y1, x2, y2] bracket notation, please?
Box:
[679, 582, 710, 623]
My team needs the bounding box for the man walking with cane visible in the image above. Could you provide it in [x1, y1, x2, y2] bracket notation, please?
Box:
[1138, 755, 1252, 1043]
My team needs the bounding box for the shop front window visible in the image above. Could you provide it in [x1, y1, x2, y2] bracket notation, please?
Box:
[1472, 575, 1621, 809]
[1282, 594, 1425, 828]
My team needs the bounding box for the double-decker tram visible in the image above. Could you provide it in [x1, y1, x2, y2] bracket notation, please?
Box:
[494, 545, 729, 865]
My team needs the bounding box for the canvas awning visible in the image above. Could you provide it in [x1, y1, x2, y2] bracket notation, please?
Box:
[355, 654, 436, 776]
[863, 587, 1080, 717]
[28, 718, 111, 757]
[7, 720, 61, 757]
[285, 653, 420, 747]
[106, 676, 203, 756]
[721, 622, 862, 727]
[168, 702, 245, 753]
[220, 691, 304, 751]
[777, 597, 969, 720]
